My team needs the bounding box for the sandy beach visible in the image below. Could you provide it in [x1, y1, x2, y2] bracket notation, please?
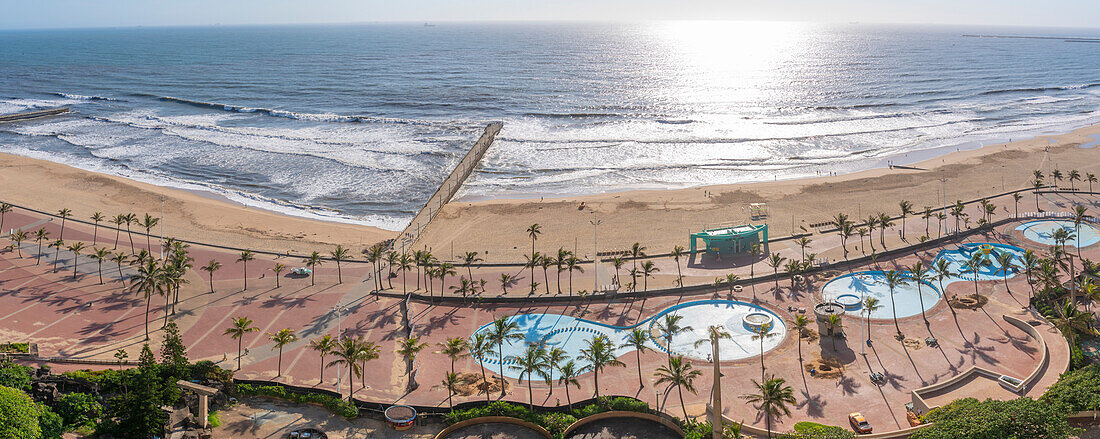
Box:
[1, 122, 1098, 262]
[418, 123, 1100, 262]
[0, 152, 395, 254]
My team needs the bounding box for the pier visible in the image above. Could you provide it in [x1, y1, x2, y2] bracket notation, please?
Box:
[0, 107, 70, 123]
[397, 122, 502, 250]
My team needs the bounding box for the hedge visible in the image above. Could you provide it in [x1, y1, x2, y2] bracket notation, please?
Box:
[232, 383, 357, 419]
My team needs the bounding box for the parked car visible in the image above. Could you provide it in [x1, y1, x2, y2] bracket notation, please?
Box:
[849, 412, 872, 434]
[290, 267, 312, 276]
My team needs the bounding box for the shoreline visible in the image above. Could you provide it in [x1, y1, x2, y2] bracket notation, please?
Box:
[421, 122, 1100, 261]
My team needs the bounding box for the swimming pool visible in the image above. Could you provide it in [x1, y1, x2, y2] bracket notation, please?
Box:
[470, 300, 787, 378]
[822, 271, 940, 319]
[1017, 220, 1100, 248]
[932, 243, 1026, 282]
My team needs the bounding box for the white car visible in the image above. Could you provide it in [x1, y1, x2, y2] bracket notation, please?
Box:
[291, 267, 312, 276]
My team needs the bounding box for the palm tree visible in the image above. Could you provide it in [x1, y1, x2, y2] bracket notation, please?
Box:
[883, 270, 909, 337]
[140, 213, 159, 252]
[122, 212, 138, 253]
[396, 336, 428, 392]
[795, 237, 811, 263]
[128, 259, 164, 341]
[1073, 205, 1091, 262]
[0, 203, 11, 234]
[91, 247, 110, 284]
[1088, 173, 1098, 193]
[611, 256, 625, 287]
[640, 260, 658, 292]
[507, 344, 549, 409]
[856, 227, 868, 254]
[363, 243, 386, 291]
[1069, 170, 1081, 191]
[935, 212, 947, 238]
[266, 263, 284, 288]
[655, 314, 692, 365]
[49, 238, 64, 270]
[622, 328, 651, 387]
[557, 360, 583, 411]
[766, 253, 786, 290]
[567, 256, 584, 295]
[329, 245, 349, 284]
[487, 317, 523, 397]
[469, 333, 494, 401]
[579, 334, 624, 398]
[1021, 249, 1040, 303]
[111, 252, 129, 280]
[200, 259, 221, 293]
[878, 212, 894, 248]
[544, 347, 567, 396]
[67, 242, 85, 279]
[237, 250, 255, 290]
[89, 212, 104, 245]
[32, 228, 48, 265]
[523, 252, 540, 295]
[1051, 169, 1064, 189]
[949, 202, 965, 234]
[864, 215, 878, 252]
[110, 214, 125, 250]
[726, 273, 740, 295]
[1011, 193, 1022, 218]
[1033, 178, 1045, 211]
[305, 251, 323, 286]
[499, 273, 513, 294]
[309, 335, 337, 384]
[1050, 300, 1093, 348]
[922, 207, 933, 237]
[538, 255, 553, 295]
[963, 252, 990, 303]
[862, 297, 881, 344]
[790, 315, 810, 362]
[437, 337, 470, 377]
[437, 371, 460, 411]
[555, 248, 570, 294]
[741, 375, 797, 439]
[671, 245, 685, 288]
[630, 242, 647, 283]
[224, 316, 259, 371]
[397, 253, 413, 295]
[270, 329, 298, 377]
[384, 251, 399, 290]
[56, 208, 72, 241]
[653, 355, 702, 419]
[437, 261, 457, 293]
[909, 262, 932, 325]
[898, 200, 913, 240]
[527, 223, 541, 287]
[328, 337, 364, 401]
[462, 251, 482, 280]
[826, 314, 843, 351]
[996, 251, 1019, 297]
[750, 323, 778, 381]
[832, 213, 850, 253]
[10, 230, 28, 259]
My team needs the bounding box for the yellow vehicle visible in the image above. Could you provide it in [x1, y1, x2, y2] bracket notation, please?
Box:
[849, 412, 873, 434]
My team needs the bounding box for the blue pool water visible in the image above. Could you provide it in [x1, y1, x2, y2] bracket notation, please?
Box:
[821, 242, 1026, 319]
[1017, 220, 1100, 247]
[471, 300, 786, 379]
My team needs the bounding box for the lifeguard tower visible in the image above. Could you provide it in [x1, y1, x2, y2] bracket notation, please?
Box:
[689, 223, 768, 257]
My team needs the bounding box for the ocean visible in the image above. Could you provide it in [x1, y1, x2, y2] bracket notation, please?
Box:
[0, 22, 1098, 230]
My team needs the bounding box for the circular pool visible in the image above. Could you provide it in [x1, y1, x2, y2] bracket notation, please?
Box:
[650, 300, 787, 361]
[834, 294, 862, 311]
[822, 271, 941, 319]
[1017, 220, 1100, 248]
[742, 312, 774, 331]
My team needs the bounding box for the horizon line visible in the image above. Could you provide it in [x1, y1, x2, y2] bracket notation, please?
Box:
[3, 19, 1100, 33]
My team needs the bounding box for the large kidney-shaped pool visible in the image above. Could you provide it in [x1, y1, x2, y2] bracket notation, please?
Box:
[1017, 220, 1100, 248]
[822, 243, 1026, 319]
[471, 300, 786, 379]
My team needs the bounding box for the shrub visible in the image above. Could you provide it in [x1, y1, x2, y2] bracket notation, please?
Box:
[0, 385, 42, 439]
[782, 421, 855, 438]
[55, 392, 102, 430]
[1042, 364, 1100, 413]
[607, 397, 650, 413]
[0, 343, 29, 353]
[233, 384, 357, 419]
[911, 397, 1077, 439]
[681, 418, 712, 439]
[207, 411, 222, 428]
[0, 360, 32, 391]
[541, 412, 577, 436]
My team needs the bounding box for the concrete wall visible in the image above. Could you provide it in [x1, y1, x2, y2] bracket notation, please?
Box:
[434, 416, 551, 439]
[560, 411, 683, 438]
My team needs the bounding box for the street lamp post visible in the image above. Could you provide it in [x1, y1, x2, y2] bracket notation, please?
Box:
[589, 219, 601, 293]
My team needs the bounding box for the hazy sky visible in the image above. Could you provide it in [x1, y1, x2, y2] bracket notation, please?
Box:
[1, 0, 1098, 30]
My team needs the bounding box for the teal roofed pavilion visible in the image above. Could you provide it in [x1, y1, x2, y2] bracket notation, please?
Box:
[689, 224, 768, 257]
